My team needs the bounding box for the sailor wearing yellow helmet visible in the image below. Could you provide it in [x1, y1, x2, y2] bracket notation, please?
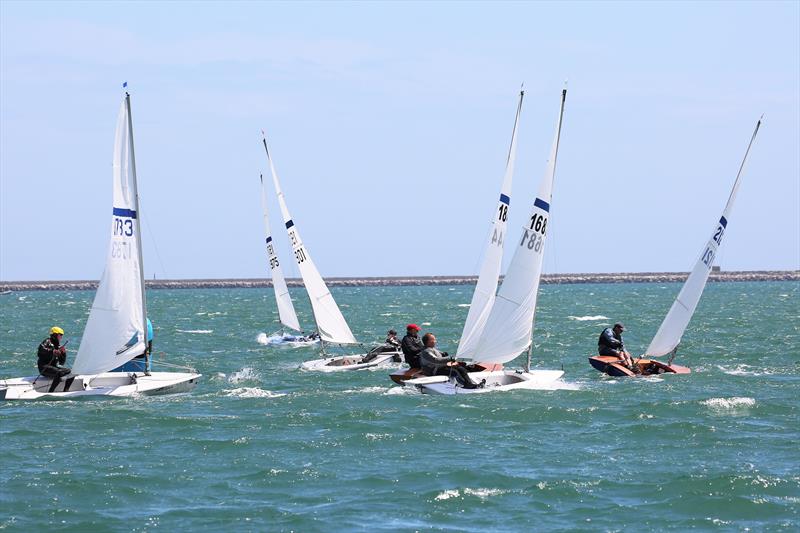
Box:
[37, 326, 73, 392]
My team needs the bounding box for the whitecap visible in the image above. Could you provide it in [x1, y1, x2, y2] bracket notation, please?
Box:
[379, 313, 393, 316]
[176, 329, 213, 334]
[702, 397, 756, 409]
[227, 367, 260, 383]
[435, 489, 460, 500]
[421, 322, 431, 326]
[457, 304, 471, 308]
[223, 388, 286, 398]
[567, 315, 608, 321]
[463, 488, 507, 499]
[342, 386, 388, 394]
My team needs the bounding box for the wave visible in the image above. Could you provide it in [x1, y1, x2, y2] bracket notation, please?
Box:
[176, 329, 213, 334]
[227, 367, 260, 383]
[702, 397, 756, 409]
[567, 315, 608, 321]
[434, 488, 508, 501]
[457, 304, 471, 308]
[222, 387, 286, 398]
[718, 364, 774, 376]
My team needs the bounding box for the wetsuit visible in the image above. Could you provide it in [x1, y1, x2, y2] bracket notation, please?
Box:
[598, 327, 624, 356]
[401, 333, 424, 368]
[37, 335, 72, 392]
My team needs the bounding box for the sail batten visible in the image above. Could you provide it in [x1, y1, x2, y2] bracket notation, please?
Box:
[72, 95, 147, 375]
[262, 134, 358, 345]
[645, 119, 762, 357]
[457, 90, 524, 359]
[472, 89, 567, 365]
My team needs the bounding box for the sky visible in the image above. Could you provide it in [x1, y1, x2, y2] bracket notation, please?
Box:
[1, 1, 798, 281]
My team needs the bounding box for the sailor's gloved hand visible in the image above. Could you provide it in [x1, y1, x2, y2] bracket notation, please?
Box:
[441, 352, 449, 357]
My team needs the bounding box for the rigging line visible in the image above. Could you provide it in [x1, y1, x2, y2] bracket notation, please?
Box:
[138, 195, 168, 279]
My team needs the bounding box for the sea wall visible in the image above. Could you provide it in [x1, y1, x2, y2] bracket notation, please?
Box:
[1, 271, 797, 292]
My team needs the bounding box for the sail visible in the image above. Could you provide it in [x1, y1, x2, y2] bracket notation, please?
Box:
[457, 90, 524, 359]
[645, 118, 762, 357]
[260, 174, 301, 331]
[472, 89, 567, 364]
[73, 95, 147, 375]
[262, 134, 358, 345]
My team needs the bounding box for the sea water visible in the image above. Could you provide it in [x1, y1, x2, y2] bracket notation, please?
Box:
[0, 281, 798, 531]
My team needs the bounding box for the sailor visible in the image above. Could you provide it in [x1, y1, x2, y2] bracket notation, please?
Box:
[112, 318, 154, 373]
[419, 333, 483, 389]
[385, 329, 400, 348]
[598, 323, 634, 368]
[401, 324, 424, 368]
[37, 326, 73, 392]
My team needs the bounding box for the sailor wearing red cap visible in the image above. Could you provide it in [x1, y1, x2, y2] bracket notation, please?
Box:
[401, 324, 424, 368]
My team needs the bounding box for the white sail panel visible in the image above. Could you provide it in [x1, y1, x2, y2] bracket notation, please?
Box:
[473, 89, 567, 364]
[73, 98, 146, 375]
[260, 174, 301, 332]
[646, 119, 761, 357]
[457, 91, 523, 359]
[263, 136, 358, 345]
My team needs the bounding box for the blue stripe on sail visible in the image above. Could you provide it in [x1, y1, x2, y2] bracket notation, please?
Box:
[285, 220, 294, 229]
[719, 216, 728, 228]
[534, 198, 550, 212]
[113, 207, 137, 219]
[499, 193, 510, 205]
[266, 236, 272, 244]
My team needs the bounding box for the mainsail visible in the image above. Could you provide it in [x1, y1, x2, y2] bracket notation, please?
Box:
[261, 134, 358, 345]
[73, 94, 147, 375]
[472, 89, 567, 364]
[645, 118, 762, 357]
[260, 173, 301, 332]
[457, 90, 524, 359]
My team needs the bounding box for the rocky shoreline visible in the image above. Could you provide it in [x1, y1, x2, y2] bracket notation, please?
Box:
[1, 271, 796, 292]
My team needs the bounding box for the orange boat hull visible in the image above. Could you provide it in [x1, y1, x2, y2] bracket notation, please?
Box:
[588, 355, 690, 377]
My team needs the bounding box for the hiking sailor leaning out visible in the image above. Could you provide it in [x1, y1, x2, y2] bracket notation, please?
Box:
[37, 326, 74, 393]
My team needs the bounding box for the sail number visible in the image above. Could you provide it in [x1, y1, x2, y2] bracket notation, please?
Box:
[111, 241, 132, 259]
[294, 247, 307, 264]
[289, 231, 298, 246]
[498, 204, 508, 222]
[113, 217, 134, 237]
[269, 257, 280, 269]
[701, 246, 715, 268]
[529, 214, 547, 235]
[520, 229, 544, 252]
[713, 224, 725, 245]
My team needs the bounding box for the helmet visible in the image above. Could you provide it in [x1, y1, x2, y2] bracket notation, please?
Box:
[50, 326, 64, 335]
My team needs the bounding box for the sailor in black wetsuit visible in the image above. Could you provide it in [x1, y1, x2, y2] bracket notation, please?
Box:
[37, 326, 74, 392]
[598, 323, 633, 368]
[401, 324, 424, 368]
[418, 333, 483, 389]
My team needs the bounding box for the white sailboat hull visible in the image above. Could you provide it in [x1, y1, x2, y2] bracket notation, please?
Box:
[414, 369, 564, 395]
[0, 371, 201, 401]
[301, 349, 400, 372]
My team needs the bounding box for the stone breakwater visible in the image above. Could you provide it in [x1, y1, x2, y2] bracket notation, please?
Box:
[1, 271, 797, 292]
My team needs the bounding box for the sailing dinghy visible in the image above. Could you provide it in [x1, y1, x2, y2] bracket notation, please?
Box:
[409, 88, 568, 395]
[0, 92, 201, 400]
[589, 118, 762, 377]
[260, 134, 401, 371]
[391, 89, 524, 385]
[257, 173, 319, 347]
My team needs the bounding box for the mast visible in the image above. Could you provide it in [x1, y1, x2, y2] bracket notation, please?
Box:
[125, 91, 148, 348]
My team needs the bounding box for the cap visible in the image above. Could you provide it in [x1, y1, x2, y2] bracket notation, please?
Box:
[50, 326, 64, 335]
[613, 323, 625, 331]
[406, 324, 420, 331]
[388, 329, 397, 335]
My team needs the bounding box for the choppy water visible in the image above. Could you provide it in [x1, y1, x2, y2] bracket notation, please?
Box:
[1, 281, 798, 531]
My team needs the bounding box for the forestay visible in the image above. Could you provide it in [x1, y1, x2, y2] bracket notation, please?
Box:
[457, 90, 524, 359]
[262, 134, 358, 345]
[73, 95, 147, 375]
[260, 173, 301, 332]
[645, 118, 762, 357]
[472, 89, 567, 365]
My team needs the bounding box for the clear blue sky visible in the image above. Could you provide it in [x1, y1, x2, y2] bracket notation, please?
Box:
[1, 1, 798, 281]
